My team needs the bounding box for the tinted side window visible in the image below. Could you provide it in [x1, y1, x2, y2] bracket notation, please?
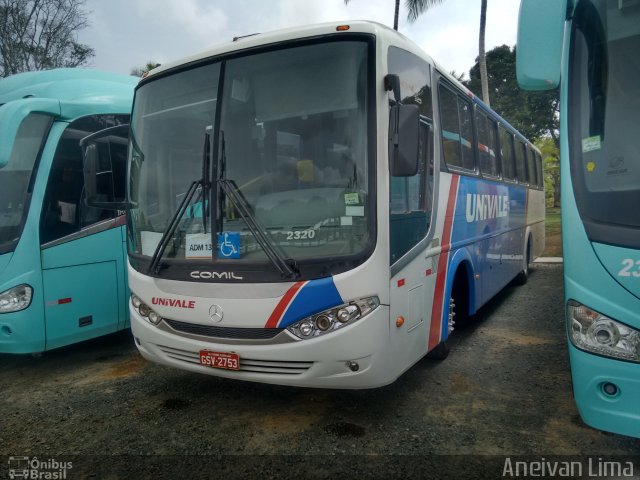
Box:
[536, 151, 544, 188]
[476, 110, 500, 178]
[388, 47, 434, 264]
[439, 85, 461, 168]
[439, 84, 475, 172]
[526, 147, 538, 187]
[514, 139, 527, 183]
[40, 115, 129, 245]
[387, 46, 433, 117]
[390, 121, 432, 263]
[499, 126, 516, 181]
[458, 99, 475, 171]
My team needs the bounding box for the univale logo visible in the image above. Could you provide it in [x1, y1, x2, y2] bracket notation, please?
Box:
[465, 194, 509, 223]
[152, 297, 195, 309]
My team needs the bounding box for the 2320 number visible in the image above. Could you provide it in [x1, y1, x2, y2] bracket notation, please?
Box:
[286, 229, 316, 240]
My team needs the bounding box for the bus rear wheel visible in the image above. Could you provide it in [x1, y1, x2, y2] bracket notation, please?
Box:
[514, 239, 532, 286]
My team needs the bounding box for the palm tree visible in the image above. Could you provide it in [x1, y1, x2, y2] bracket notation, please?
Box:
[130, 61, 161, 78]
[478, 0, 490, 106]
[344, 0, 401, 31]
[345, 0, 490, 106]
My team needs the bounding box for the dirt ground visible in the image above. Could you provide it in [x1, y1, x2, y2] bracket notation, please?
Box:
[1, 265, 638, 479]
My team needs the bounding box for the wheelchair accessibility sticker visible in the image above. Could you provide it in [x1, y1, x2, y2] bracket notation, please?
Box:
[218, 232, 241, 259]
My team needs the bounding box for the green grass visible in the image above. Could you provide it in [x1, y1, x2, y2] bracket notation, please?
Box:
[544, 207, 562, 257]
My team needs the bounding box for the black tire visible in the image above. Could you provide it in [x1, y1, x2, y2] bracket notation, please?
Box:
[514, 239, 532, 286]
[451, 270, 470, 329]
[427, 340, 450, 360]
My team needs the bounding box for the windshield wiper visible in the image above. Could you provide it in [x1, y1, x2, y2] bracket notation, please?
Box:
[218, 178, 299, 279]
[148, 179, 202, 274]
[148, 131, 211, 274]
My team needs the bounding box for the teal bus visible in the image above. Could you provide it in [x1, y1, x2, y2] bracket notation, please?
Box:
[0, 69, 136, 354]
[517, 0, 640, 438]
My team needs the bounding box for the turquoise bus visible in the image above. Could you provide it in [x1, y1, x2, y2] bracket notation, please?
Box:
[517, 0, 640, 438]
[0, 69, 136, 354]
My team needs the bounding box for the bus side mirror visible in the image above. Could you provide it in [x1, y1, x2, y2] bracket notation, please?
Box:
[516, 0, 568, 91]
[80, 124, 129, 211]
[389, 104, 420, 177]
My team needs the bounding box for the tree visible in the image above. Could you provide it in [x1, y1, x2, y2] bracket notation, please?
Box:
[343, 0, 443, 32]
[465, 45, 559, 142]
[131, 61, 161, 78]
[406, 0, 489, 105]
[478, 0, 489, 106]
[536, 137, 560, 208]
[0, 0, 94, 77]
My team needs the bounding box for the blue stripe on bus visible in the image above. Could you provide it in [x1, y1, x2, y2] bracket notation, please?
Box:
[278, 277, 343, 328]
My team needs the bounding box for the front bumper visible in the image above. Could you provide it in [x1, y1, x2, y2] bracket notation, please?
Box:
[569, 343, 640, 439]
[131, 302, 399, 389]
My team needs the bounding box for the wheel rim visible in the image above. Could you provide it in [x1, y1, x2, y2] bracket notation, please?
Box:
[448, 296, 456, 334]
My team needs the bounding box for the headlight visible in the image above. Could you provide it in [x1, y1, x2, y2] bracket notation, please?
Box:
[567, 300, 640, 363]
[287, 296, 379, 340]
[0, 284, 33, 313]
[131, 293, 163, 326]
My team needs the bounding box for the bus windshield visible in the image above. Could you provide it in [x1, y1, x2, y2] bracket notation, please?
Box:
[569, 0, 640, 248]
[0, 114, 52, 253]
[128, 38, 373, 279]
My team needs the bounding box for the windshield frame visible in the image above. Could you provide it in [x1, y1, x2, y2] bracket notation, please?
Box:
[568, 0, 640, 249]
[0, 114, 53, 255]
[127, 33, 378, 283]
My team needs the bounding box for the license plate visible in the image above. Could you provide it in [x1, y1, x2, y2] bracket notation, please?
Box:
[199, 350, 240, 370]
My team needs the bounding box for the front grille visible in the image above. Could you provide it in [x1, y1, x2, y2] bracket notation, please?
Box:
[164, 319, 282, 340]
[155, 344, 313, 375]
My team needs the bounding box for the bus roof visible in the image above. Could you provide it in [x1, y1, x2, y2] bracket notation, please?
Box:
[0, 68, 138, 105]
[146, 20, 437, 79]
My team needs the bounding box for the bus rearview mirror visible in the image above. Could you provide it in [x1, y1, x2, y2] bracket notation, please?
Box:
[81, 124, 129, 211]
[389, 104, 420, 177]
[516, 0, 568, 91]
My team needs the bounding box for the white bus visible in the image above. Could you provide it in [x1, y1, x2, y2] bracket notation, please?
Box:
[110, 21, 544, 388]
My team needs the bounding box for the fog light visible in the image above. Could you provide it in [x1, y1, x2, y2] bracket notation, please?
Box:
[602, 382, 618, 396]
[347, 361, 359, 372]
[138, 303, 151, 317]
[315, 314, 333, 331]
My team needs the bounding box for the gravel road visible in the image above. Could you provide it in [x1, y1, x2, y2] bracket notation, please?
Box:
[1, 264, 638, 478]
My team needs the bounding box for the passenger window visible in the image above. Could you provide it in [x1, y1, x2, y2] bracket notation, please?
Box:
[499, 126, 516, 181]
[439, 84, 475, 172]
[526, 147, 538, 187]
[40, 115, 129, 245]
[458, 99, 475, 171]
[536, 151, 544, 188]
[476, 111, 500, 178]
[514, 139, 528, 183]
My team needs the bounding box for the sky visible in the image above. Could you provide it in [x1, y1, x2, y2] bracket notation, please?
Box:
[78, 0, 521, 79]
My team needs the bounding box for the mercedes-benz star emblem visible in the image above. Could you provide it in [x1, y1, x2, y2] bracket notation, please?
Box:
[209, 304, 224, 323]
